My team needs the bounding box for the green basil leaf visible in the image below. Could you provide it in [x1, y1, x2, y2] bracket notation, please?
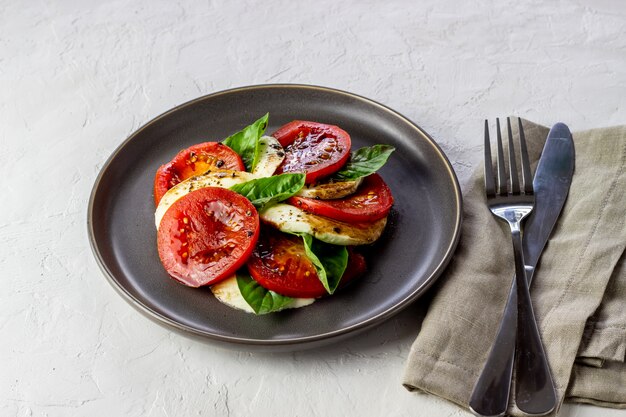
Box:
[298, 234, 348, 294]
[236, 270, 294, 315]
[333, 144, 395, 180]
[230, 173, 305, 211]
[222, 113, 269, 171]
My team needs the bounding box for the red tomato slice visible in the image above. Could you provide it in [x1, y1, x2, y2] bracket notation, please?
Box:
[246, 228, 366, 298]
[157, 187, 259, 287]
[154, 142, 245, 205]
[272, 121, 351, 183]
[247, 228, 324, 298]
[337, 249, 367, 290]
[287, 173, 393, 223]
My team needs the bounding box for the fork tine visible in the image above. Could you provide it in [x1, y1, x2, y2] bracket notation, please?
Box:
[518, 118, 533, 195]
[495, 118, 507, 196]
[507, 117, 520, 195]
[484, 120, 495, 197]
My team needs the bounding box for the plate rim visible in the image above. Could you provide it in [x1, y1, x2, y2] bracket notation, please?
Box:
[87, 83, 463, 346]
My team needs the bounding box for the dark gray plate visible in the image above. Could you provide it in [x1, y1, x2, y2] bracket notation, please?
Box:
[88, 84, 462, 350]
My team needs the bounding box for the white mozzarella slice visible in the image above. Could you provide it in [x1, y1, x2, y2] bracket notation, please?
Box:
[296, 177, 363, 199]
[210, 275, 315, 313]
[155, 169, 256, 228]
[251, 136, 285, 177]
[259, 203, 387, 246]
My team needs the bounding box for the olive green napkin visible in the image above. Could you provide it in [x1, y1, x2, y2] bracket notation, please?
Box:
[402, 120, 626, 415]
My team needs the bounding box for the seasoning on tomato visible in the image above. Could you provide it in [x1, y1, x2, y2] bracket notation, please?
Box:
[272, 121, 351, 184]
[154, 142, 245, 205]
[157, 187, 259, 287]
[287, 173, 393, 223]
[246, 228, 366, 298]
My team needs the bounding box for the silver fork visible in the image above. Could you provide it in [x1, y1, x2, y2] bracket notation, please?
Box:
[469, 118, 556, 416]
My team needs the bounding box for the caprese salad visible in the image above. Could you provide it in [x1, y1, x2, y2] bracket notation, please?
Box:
[153, 114, 395, 314]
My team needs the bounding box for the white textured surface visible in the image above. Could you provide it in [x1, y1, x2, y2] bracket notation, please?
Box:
[2, 0, 625, 415]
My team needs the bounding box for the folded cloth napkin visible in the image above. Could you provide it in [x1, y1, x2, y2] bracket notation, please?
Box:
[402, 119, 626, 415]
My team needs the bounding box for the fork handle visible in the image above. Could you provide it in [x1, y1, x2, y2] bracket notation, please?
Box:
[511, 226, 557, 416]
[469, 226, 556, 417]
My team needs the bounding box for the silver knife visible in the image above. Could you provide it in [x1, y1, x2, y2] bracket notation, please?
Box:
[469, 122, 575, 417]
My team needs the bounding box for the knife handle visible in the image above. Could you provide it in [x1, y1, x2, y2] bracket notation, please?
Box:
[469, 265, 551, 417]
[469, 277, 517, 417]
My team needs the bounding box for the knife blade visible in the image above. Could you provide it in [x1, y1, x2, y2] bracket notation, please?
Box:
[523, 122, 575, 274]
[469, 122, 575, 417]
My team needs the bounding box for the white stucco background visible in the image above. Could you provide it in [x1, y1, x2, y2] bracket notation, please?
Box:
[1, 0, 625, 416]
